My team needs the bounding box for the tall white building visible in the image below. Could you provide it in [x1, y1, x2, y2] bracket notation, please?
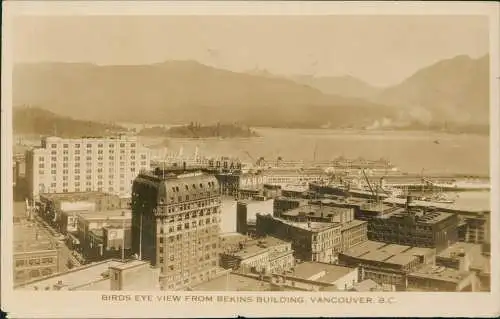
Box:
[26, 136, 150, 199]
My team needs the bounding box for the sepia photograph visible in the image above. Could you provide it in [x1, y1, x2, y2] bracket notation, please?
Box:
[1, 1, 499, 318]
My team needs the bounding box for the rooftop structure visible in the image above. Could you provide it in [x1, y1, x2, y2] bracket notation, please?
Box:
[350, 279, 383, 292]
[291, 262, 355, 282]
[340, 240, 436, 268]
[191, 272, 274, 291]
[78, 209, 132, 221]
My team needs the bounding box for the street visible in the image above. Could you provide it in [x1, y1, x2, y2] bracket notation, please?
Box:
[14, 201, 83, 273]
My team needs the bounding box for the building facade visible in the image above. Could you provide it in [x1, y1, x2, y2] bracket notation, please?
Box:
[131, 170, 223, 290]
[26, 136, 150, 199]
[368, 207, 459, 253]
[256, 214, 342, 263]
[14, 223, 60, 285]
[219, 236, 294, 274]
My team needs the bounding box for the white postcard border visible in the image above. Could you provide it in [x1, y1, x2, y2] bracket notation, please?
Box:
[1, 1, 499, 318]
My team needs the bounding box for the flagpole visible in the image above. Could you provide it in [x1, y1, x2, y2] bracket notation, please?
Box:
[121, 218, 125, 262]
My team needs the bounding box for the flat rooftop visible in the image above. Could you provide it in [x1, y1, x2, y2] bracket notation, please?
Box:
[383, 197, 490, 214]
[40, 191, 111, 202]
[342, 219, 368, 230]
[437, 242, 490, 273]
[378, 207, 455, 224]
[352, 279, 382, 292]
[282, 204, 351, 219]
[14, 222, 57, 253]
[292, 262, 356, 283]
[341, 241, 435, 266]
[409, 264, 474, 284]
[110, 260, 150, 271]
[222, 236, 290, 259]
[16, 259, 124, 290]
[191, 272, 273, 291]
[78, 209, 132, 221]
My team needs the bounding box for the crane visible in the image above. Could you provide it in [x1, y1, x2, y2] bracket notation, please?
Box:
[361, 169, 379, 203]
[244, 151, 255, 164]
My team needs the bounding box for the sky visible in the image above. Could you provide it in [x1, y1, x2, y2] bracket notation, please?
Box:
[12, 15, 489, 87]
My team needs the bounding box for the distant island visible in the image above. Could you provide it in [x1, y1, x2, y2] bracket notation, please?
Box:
[138, 122, 260, 138]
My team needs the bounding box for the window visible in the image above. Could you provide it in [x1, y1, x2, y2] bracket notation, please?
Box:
[131, 143, 136, 147]
[86, 156, 92, 161]
[75, 156, 80, 161]
[51, 156, 57, 162]
[75, 144, 81, 148]
[120, 143, 125, 147]
[75, 150, 80, 155]
[51, 163, 56, 168]
[51, 144, 57, 148]
[51, 170, 56, 174]
[63, 144, 69, 148]
[39, 163, 44, 168]
[75, 169, 80, 174]
[63, 163, 68, 168]
[109, 156, 114, 160]
[38, 157, 45, 162]
[98, 144, 103, 148]
[63, 150, 69, 155]
[87, 144, 92, 148]
[63, 169, 68, 174]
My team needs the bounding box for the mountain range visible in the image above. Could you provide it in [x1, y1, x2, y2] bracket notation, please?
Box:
[13, 54, 490, 130]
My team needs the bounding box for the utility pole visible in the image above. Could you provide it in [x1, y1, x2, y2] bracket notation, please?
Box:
[139, 211, 143, 260]
[121, 218, 125, 262]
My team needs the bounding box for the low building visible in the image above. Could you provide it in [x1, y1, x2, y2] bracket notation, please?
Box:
[436, 242, 490, 291]
[39, 192, 131, 231]
[407, 264, 479, 292]
[280, 185, 309, 198]
[76, 209, 132, 262]
[15, 259, 160, 291]
[271, 262, 358, 291]
[457, 212, 489, 244]
[338, 240, 436, 291]
[14, 222, 60, 285]
[350, 279, 384, 292]
[261, 168, 327, 187]
[256, 214, 342, 263]
[220, 235, 294, 275]
[190, 271, 276, 291]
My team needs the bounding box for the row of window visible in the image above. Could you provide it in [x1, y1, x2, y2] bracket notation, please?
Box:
[15, 257, 56, 267]
[51, 142, 136, 149]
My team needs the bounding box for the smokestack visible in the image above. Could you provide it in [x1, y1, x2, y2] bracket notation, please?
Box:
[406, 195, 413, 211]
